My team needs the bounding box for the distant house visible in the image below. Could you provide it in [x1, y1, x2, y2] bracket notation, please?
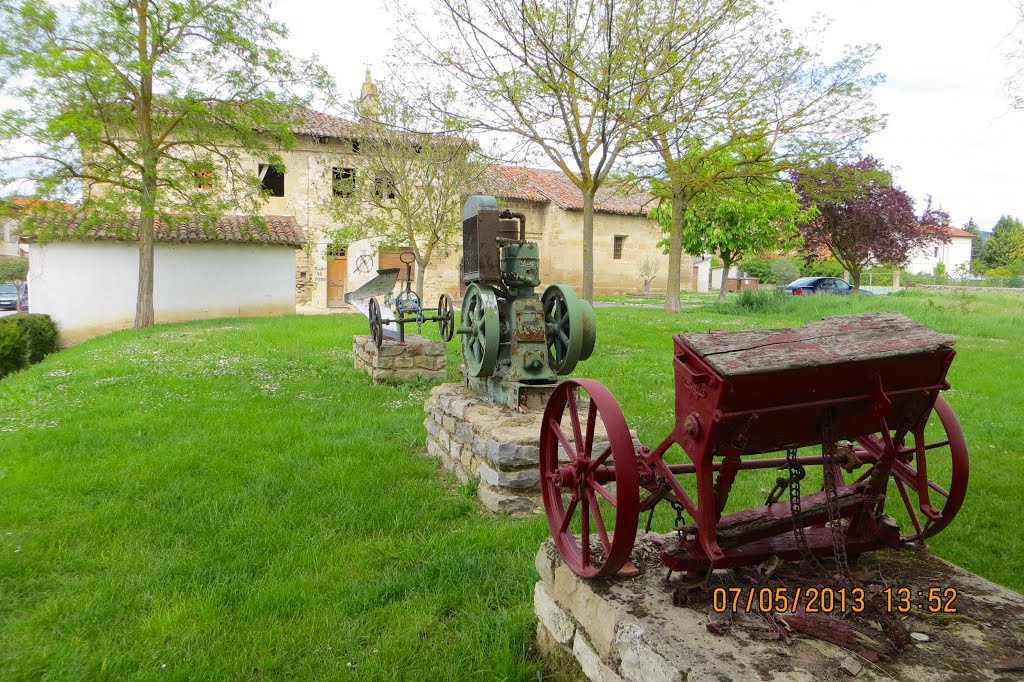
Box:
[28, 214, 302, 344]
[906, 226, 974, 275]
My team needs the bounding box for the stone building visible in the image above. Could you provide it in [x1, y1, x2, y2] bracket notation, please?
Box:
[232, 73, 691, 308]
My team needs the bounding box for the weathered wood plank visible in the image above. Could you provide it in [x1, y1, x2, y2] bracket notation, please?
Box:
[677, 313, 954, 377]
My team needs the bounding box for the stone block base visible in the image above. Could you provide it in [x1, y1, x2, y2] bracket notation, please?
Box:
[353, 334, 447, 383]
[535, 539, 1024, 681]
[423, 383, 637, 514]
[424, 383, 544, 513]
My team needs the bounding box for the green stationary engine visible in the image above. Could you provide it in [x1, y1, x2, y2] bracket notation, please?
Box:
[457, 195, 596, 408]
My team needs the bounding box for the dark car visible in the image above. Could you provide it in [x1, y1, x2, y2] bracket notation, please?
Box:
[778, 277, 868, 295]
[0, 282, 23, 310]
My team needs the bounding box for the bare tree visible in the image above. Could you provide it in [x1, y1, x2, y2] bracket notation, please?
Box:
[396, 0, 693, 302]
[326, 83, 485, 301]
[637, 256, 659, 295]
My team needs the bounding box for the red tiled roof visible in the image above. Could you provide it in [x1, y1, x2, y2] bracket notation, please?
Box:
[2, 195, 75, 211]
[474, 166, 657, 216]
[942, 226, 975, 239]
[290, 106, 356, 139]
[37, 214, 304, 246]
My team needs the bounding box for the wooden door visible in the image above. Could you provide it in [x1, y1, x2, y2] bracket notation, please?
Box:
[327, 254, 347, 307]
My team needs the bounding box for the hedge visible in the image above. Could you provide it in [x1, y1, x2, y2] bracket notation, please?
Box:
[0, 312, 58, 378]
[0, 322, 29, 379]
[1, 313, 58, 363]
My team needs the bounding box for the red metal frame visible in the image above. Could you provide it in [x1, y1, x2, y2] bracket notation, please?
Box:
[540, 330, 969, 578]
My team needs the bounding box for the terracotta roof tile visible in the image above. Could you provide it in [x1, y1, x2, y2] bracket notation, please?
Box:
[942, 226, 975, 239]
[41, 214, 304, 246]
[290, 106, 357, 139]
[473, 165, 656, 216]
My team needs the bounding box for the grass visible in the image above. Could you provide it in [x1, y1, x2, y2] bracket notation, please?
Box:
[0, 287, 1021, 679]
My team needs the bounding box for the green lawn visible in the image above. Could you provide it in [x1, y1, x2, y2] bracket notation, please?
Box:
[0, 288, 1020, 679]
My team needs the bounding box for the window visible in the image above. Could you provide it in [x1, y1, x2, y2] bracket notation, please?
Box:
[332, 167, 356, 197]
[312, 135, 329, 145]
[351, 138, 360, 154]
[373, 173, 396, 200]
[258, 164, 285, 197]
[933, 247, 939, 258]
[613, 235, 626, 259]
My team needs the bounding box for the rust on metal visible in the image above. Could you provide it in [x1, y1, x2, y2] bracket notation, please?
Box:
[540, 312, 969, 579]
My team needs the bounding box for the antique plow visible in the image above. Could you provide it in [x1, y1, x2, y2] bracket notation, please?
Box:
[540, 313, 969, 578]
[346, 250, 455, 346]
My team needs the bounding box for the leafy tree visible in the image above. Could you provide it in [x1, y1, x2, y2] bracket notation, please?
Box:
[794, 157, 949, 290]
[0, 0, 330, 328]
[399, 0, 691, 302]
[634, 0, 883, 312]
[651, 176, 811, 302]
[326, 82, 485, 301]
[984, 215, 1024, 268]
[963, 217, 987, 271]
[0, 255, 28, 308]
[770, 257, 801, 286]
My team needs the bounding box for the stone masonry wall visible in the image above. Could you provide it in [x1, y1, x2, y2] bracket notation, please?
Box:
[535, 539, 1024, 681]
[423, 383, 543, 514]
[352, 334, 447, 383]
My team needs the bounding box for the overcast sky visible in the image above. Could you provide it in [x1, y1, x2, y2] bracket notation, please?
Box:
[274, 0, 1024, 231]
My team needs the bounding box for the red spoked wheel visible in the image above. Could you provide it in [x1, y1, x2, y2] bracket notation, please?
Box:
[853, 395, 969, 542]
[540, 379, 639, 578]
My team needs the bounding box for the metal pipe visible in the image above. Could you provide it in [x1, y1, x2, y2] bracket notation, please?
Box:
[511, 211, 527, 241]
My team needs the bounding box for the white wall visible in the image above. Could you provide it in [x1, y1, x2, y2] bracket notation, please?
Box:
[693, 261, 739, 292]
[907, 236, 973, 275]
[29, 241, 296, 344]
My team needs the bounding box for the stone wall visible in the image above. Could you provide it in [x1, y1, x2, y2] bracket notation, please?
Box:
[352, 334, 447, 383]
[423, 383, 543, 513]
[535, 539, 1024, 681]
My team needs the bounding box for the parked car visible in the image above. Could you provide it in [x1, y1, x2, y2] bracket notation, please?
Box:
[778, 277, 870, 295]
[0, 282, 24, 310]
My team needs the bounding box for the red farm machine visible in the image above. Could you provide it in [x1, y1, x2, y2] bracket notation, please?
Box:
[539, 313, 969, 579]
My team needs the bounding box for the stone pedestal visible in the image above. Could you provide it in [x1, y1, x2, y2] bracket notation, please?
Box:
[353, 334, 447, 383]
[535, 539, 1024, 681]
[424, 383, 543, 513]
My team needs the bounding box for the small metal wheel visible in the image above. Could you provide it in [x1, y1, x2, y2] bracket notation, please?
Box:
[540, 379, 640, 578]
[458, 283, 499, 376]
[368, 297, 384, 348]
[542, 285, 596, 375]
[853, 395, 969, 542]
[437, 293, 455, 342]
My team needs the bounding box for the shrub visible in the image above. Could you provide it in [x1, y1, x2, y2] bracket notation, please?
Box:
[740, 256, 774, 282]
[732, 289, 794, 314]
[986, 266, 1014, 278]
[0, 313, 58, 363]
[0, 322, 29, 378]
[770, 257, 801, 285]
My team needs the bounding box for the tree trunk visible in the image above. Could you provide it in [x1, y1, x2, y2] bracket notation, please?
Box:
[135, 206, 156, 328]
[582, 190, 595, 302]
[664, 192, 687, 313]
[415, 260, 426, 302]
[851, 269, 862, 291]
[134, 2, 156, 329]
[718, 256, 733, 303]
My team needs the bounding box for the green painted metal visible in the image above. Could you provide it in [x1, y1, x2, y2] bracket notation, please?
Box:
[457, 195, 597, 407]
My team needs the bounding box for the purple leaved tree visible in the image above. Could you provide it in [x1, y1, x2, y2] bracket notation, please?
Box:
[794, 158, 949, 290]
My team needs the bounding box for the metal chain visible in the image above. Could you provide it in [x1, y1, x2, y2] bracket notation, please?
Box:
[786, 447, 821, 568]
[821, 410, 851, 580]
